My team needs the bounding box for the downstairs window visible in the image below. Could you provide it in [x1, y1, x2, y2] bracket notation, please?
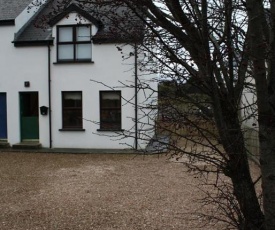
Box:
[62, 91, 82, 129]
[100, 91, 121, 130]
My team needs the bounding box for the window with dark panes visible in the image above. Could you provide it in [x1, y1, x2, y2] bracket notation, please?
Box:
[62, 92, 82, 128]
[57, 25, 91, 62]
[100, 91, 121, 130]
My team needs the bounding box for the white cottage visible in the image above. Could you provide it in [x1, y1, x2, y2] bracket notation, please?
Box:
[0, 0, 157, 150]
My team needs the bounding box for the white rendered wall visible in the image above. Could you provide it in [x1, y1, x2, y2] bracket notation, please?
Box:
[240, 76, 258, 129]
[0, 26, 50, 147]
[50, 13, 147, 149]
[136, 74, 158, 149]
[240, 77, 259, 157]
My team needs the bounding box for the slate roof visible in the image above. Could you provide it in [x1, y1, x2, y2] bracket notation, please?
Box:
[9, 0, 144, 46]
[0, 0, 31, 21]
[13, 0, 54, 45]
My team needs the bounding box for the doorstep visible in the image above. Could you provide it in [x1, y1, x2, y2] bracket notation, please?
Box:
[0, 140, 10, 148]
[12, 141, 42, 149]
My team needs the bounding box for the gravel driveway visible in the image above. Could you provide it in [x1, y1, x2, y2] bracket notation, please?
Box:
[0, 152, 225, 230]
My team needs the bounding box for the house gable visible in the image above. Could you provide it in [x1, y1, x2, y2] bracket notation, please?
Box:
[48, 3, 102, 30]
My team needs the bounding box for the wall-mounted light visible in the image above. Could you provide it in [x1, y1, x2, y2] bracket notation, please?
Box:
[24, 81, 30, 87]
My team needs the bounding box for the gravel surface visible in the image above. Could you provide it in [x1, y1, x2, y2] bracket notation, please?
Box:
[0, 152, 226, 230]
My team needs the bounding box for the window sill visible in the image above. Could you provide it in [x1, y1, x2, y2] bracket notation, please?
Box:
[97, 129, 124, 132]
[59, 128, 85, 131]
[53, 60, 94, 64]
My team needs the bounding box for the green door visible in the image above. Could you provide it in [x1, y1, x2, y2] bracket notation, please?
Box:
[20, 92, 39, 141]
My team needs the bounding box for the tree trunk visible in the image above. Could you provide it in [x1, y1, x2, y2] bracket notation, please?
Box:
[246, 0, 275, 228]
[260, 2, 275, 228]
[217, 107, 265, 229]
[260, 127, 275, 229]
[229, 147, 265, 229]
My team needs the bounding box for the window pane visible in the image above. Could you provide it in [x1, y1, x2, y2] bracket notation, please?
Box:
[101, 100, 120, 108]
[63, 109, 82, 128]
[64, 98, 82, 107]
[63, 92, 82, 128]
[102, 92, 120, 100]
[77, 26, 91, 41]
[101, 92, 120, 108]
[59, 27, 73, 42]
[76, 44, 91, 59]
[101, 109, 121, 122]
[58, 45, 74, 60]
[101, 122, 121, 130]
[64, 93, 82, 100]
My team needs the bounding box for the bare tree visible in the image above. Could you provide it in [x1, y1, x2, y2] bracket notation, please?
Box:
[35, 0, 275, 228]
[94, 1, 265, 229]
[92, 0, 275, 228]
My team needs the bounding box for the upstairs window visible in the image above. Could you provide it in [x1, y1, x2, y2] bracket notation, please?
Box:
[100, 91, 122, 130]
[57, 25, 91, 62]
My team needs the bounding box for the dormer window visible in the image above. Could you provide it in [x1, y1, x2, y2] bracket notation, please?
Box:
[57, 25, 92, 62]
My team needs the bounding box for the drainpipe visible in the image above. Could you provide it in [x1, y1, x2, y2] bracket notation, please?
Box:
[48, 43, 52, 148]
[134, 43, 138, 150]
